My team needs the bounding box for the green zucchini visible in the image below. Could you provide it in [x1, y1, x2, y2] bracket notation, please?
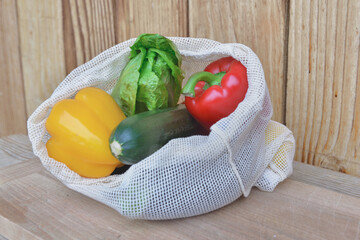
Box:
[109, 104, 207, 165]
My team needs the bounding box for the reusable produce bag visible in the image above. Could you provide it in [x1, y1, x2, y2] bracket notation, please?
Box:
[28, 37, 295, 220]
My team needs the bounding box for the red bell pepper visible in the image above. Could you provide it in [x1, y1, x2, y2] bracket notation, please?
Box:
[181, 57, 248, 129]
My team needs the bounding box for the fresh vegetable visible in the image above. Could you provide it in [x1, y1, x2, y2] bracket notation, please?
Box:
[109, 104, 208, 165]
[181, 57, 248, 129]
[46, 87, 126, 178]
[111, 34, 184, 116]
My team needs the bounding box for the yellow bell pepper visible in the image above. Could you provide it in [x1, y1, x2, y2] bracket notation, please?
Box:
[46, 87, 126, 178]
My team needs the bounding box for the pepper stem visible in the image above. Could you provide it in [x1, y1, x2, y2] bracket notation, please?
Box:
[181, 71, 226, 97]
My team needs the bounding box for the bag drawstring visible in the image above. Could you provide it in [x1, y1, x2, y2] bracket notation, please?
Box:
[212, 127, 248, 197]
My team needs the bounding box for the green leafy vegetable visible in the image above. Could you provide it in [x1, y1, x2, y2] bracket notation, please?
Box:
[112, 34, 184, 116]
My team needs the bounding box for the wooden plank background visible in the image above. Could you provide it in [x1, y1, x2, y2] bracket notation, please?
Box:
[286, 0, 360, 176]
[0, 0, 359, 177]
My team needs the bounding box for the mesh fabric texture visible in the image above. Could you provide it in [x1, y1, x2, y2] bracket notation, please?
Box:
[27, 37, 295, 220]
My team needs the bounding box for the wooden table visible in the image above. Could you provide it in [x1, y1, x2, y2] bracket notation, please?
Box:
[0, 135, 360, 240]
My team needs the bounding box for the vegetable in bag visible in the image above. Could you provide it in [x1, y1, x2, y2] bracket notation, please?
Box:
[109, 104, 208, 165]
[45, 87, 126, 178]
[111, 34, 184, 116]
[182, 57, 248, 129]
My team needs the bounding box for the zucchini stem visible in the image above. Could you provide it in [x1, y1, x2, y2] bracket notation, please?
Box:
[110, 141, 123, 158]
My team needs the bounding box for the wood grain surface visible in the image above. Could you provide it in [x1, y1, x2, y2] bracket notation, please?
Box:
[0, 0, 27, 136]
[292, 160, 360, 198]
[17, 0, 66, 117]
[188, 0, 289, 123]
[114, 0, 188, 42]
[0, 134, 360, 240]
[62, 0, 116, 74]
[0, 135, 33, 168]
[286, 0, 360, 176]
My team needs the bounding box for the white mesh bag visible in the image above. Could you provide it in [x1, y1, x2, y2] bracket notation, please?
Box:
[27, 37, 295, 220]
